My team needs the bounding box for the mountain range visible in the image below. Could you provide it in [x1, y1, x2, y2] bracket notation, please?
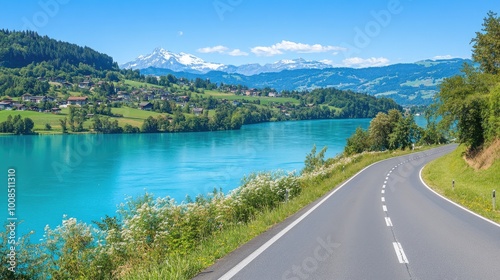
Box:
[121, 47, 334, 76]
[122, 48, 471, 106]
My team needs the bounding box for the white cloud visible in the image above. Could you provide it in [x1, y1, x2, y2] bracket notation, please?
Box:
[178, 31, 184, 36]
[228, 49, 249, 56]
[251, 40, 345, 56]
[432, 55, 454, 60]
[250, 46, 283, 56]
[197, 46, 249, 56]
[342, 57, 390, 68]
[274, 40, 345, 53]
[197, 45, 229, 54]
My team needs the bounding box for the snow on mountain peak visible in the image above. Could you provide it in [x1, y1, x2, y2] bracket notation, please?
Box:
[121, 49, 335, 75]
[121, 48, 224, 73]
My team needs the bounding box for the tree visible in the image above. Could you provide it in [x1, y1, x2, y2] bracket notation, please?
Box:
[344, 127, 370, 155]
[486, 84, 500, 141]
[388, 115, 421, 150]
[472, 11, 500, 75]
[436, 66, 494, 149]
[23, 117, 34, 134]
[12, 115, 24, 135]
[92, 116, 103, 132]
[436, 11, 500, 150]
[141, 116, 159, 133]
[369, 112, 392, 150]
[303, 145, 328, 174]
[123, 124, 140, 133]
[59, 118, 68, 133]
[106, 71, 120, 82]
[230, 111, 243, 130]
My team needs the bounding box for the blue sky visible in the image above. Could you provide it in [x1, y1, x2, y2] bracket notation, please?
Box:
[1, 0, 499, 67]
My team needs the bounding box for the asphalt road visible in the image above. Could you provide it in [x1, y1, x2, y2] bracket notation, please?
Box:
[194, 145, 500, 280]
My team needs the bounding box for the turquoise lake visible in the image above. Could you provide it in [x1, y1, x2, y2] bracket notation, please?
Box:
[1, 117, 426, 240]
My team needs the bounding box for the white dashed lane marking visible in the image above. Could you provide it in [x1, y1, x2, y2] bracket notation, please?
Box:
[393, 242, 409, 263]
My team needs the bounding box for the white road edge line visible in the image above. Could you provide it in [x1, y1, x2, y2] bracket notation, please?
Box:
[385, 217, 393, 226]
[392, 242, 409, 263]
[217, 155, 399, 280]
[419, 167, 500, 228]
[217, 149, 457, 279]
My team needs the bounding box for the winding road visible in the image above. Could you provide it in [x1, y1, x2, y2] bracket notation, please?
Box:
[194, 145, 500, 280]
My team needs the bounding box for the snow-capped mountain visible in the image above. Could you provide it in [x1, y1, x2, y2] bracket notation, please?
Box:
[121, 48, 225, 73]
[121, 48, 334, 75]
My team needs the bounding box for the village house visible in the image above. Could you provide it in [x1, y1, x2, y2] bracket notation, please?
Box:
[159, 93, 171, 100]
[13, 104, 26, 111]
[78, 81, 94, 89]
[62, 82, 73, 89]
[117, 91, 130, 101]
[176, 96, 190, 102]
[192, 108, 204, 116]
[52, 77, 65, 83]
[244, 88, 259, 96]
[67, 96, 88, 106]
[21, 93, 32, 102]
[0, 101, 12, 110]
[139, 102, 153, 111]
[22, 94, 55, 104]
[140, 90, 155, 101]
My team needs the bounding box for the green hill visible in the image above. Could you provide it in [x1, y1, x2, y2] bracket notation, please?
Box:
[0, 29, 117, 70]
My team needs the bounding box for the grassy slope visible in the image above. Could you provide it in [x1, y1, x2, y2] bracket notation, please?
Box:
[203, 89, 300, 105]
[0, 107, 166, 133]
[422, 144, 500, 223]
[124, 147, 437, 279]
[123, 79, 164, 89]
[110, 107, 165, 127]
[0, 109, 70, 132]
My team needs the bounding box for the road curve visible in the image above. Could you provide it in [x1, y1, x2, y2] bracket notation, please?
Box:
[194, 145, 500, 280]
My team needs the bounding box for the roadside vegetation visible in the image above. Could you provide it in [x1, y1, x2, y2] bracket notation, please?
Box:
[0, 144, 433, 279]
[422, 11, 500, 223]
[423, 142, 500, 223]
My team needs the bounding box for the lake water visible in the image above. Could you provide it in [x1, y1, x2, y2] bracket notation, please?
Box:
[1, 117, 425, 240]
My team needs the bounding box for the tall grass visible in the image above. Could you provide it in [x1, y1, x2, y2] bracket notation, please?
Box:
[1, 147, 434, 279]
[422, 144, 500, 223]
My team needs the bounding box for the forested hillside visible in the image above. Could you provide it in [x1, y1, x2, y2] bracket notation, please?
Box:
[0, 30, 117, 70]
